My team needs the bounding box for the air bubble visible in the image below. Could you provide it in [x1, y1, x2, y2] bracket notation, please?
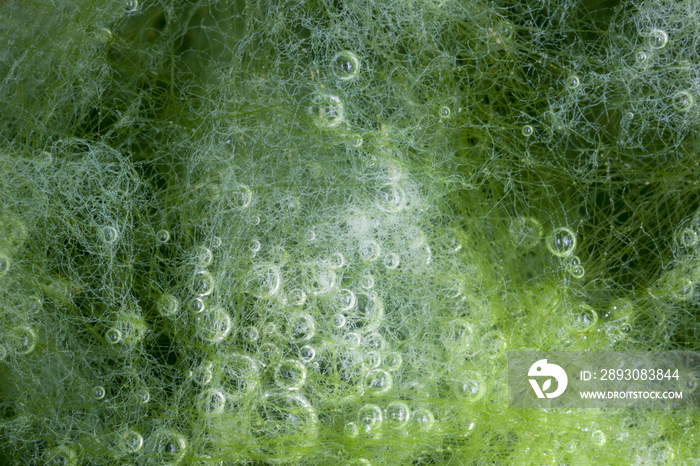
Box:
[362, 332, 386, 351]
[311, 268, 336, 296]
[289, 313, 315, 342]
[305, 228, 316, 242]
[635, 50, 649, 64]
[335, 288, 357, 311]
[331, 50, 360, 81]
[546, 226, 577, 257]
[93, 386, 106, 400]
[188, 297, 205, 314]
[105, 327, 123, 344]
[42, 446, 78, 466]
[443, 319, 475, 353]
[363, 368, 393, 394]
[225, 353, 260, 395]
[383, 252, 400, 270]
[102, 226, 118, 244]
[250, 239, 261, 253]
[679, 227, 699, 247]
[192, 271, 215, 297]
[191, 362, 214, 386]
[299, 345, 316, 362]
[0, 251, 10, 274]
[383, 352, 403, 371]
[198, 389, 226, 414]
[509, 216, 543, 250]
[274, 359, 307, 390]
[288, 288, 307, 306]
[453, 372, 486, 401]
[350, 292, 384, 332]
[386, 401, 410, 428]
[13, 326, 36, 354]
[310, 93, 345, 128]
[360, 274, 374, 289]
[156, 229, 170, 244]
[359, 404, 383, 433]
[332, 313, 346, 328]
[195, 306, 232, 343]
[196, 246, 213, 266]
[567, 304, 599, 332]
[364, 351, 381, 369]
[345, 422, 359, 437]
[344, 332, 361, 346]
[263, 322, 277, 336]
[591, 430, 606, 446]
[567, 256, 585, 278]
[125, 0, 139, 13]
[626, 111, 635, 119]
[253, 265, 282, 296]
[566, 75, 581, 89]
[135, 388, 150, 404]
[412, 408, 435, 430]
[121, 430, 144, 453]
[672, 91, 694, 112]
[521, 125, 533, 137]
[649, 29, 668, 49]
[260, 342, 281, 363]
[439, 106, 451, 118]
[325, 252, 345, 269]
[251, 393, 318, 449]
[359, 239, 381, 262]
[148, 430, 187, 465]
[158, 293, 180, 317]
[231, 184, 252, 209]
[242, 326, 259, 342]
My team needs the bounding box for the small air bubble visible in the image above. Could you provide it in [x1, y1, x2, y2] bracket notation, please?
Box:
[546, 226, 577, 257]
[386, 401, 410, 428]
[158, 293, 180, 317]
[122, 430, 144, 453]
[102, 226, 118, 244]
[566, 75, 581, 89]
[135, 388, 150, 404]
[331, 51, 360, 81]
[232, 184, 252, 209]
[156, 229, 170, 244]
[332, 313, 346, 328]
[189, 297, 205, 314]
[649, 29, 668, 49]
[309, 93, 344, 128]
[274, 359, 307, 390]
[93, 386, 106, 400]
[106, 327, 123, 344]
[439, 106, 451, 118]
[192, 271, 215, 297]
[242, 326, 259, 342]
[635, 50, 648, 64]
[359, 239, 381, 262]
[521, 125, 533, 137]
[125, 0, 139, 13]
[672, 91, 694, 112]
[196, 246, 213, 266]
[299, 345, 316, 362]
[0, 251, 10, 274]
[383, 253, 400, 270]
[250, 239, 261, 253]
